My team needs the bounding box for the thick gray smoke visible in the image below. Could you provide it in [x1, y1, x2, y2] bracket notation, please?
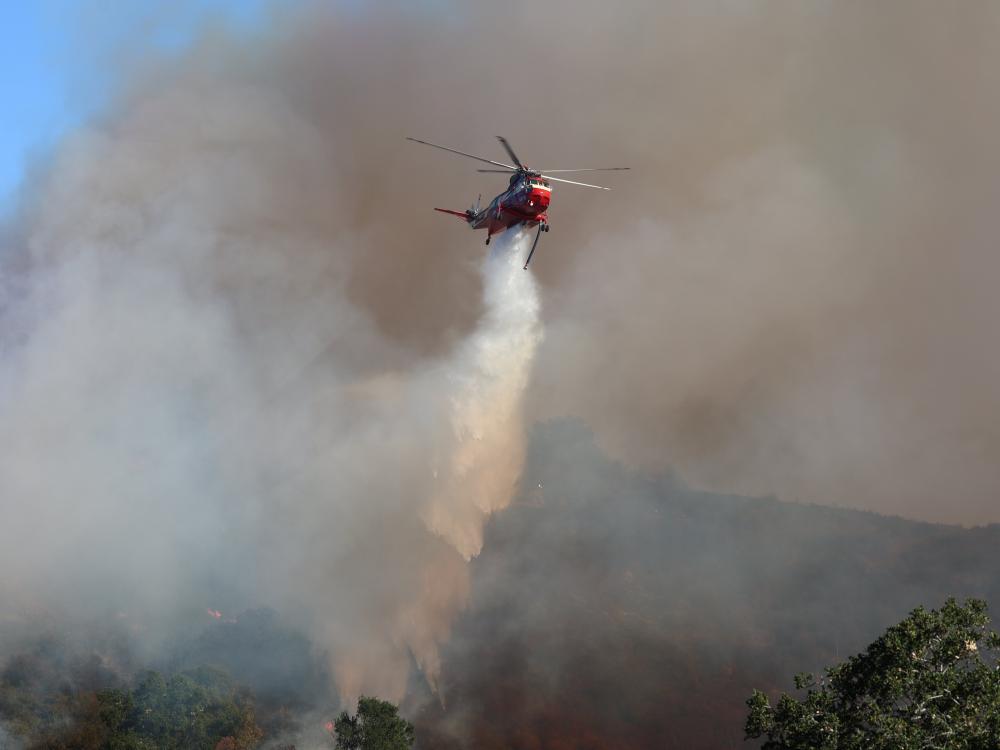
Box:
[0, 50, 542, 698]
[2, 0, 999, 719]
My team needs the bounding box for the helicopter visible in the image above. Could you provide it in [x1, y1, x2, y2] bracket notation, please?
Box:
[407, 136, 628, 269]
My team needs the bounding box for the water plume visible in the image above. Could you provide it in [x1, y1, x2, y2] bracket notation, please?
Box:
[424, 229, 543, 561]
[327, 228, 542, 701]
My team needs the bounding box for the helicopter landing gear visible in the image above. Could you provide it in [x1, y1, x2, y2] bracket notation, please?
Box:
[485, 236, 491, 246]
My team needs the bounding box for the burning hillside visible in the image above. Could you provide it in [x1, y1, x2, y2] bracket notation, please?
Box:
[414, 422, 1000, 748]
[3, 422, 1000, 748]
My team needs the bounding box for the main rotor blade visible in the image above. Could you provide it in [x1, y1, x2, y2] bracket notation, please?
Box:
[496, 136, 525, 170]
[406, 137, 516, 170]
[540, 174, 611, 190]
[536, 167, 630, 173]
[477, 169, 518, 173]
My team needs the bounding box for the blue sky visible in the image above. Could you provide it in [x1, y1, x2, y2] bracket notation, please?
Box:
[0, 1, 271, 211]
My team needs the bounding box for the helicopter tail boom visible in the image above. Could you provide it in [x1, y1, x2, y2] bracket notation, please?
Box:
[434, 207, 475, 222]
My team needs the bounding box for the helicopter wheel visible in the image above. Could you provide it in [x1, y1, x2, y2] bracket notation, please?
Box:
[485, 236, 491, 246]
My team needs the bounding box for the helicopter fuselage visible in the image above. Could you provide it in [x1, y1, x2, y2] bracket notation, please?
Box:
[469, 174, 551, 238]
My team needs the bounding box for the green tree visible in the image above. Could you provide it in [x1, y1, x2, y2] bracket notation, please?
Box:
[333, 696, 415, 750]
[746, 598, 1000, 750]
[94, 668, 260, 750]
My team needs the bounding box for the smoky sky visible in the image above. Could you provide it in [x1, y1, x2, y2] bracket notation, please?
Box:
[173, 0, 1000, 527]
[1, 0, 999, 713]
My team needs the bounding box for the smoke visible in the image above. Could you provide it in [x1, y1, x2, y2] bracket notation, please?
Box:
[215, 0, 1000, 528]
[518, 3, 1000, 526]
[0, 725, 22, 750]
[0, 29, 541, 701]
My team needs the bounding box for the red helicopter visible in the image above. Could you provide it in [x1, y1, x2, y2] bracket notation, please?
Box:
[407, 136, 628, 268]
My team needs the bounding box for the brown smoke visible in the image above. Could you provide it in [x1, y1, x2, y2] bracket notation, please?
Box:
[533, 3, 1000, 525]
[205, 0, 1000, 526]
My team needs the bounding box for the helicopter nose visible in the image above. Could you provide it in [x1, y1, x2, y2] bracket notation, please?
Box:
[531, 189, 551, 208]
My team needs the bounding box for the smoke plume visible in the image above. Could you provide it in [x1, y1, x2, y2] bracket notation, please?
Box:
[0, 27, 541, 699]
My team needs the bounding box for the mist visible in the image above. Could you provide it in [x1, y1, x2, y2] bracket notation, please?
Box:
[2, 0, 999, 743]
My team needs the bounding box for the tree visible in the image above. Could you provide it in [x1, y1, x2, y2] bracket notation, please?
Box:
[746, 598, 1000, 749]
[95, 668, 261, 750]
[333, 696, 415, 750]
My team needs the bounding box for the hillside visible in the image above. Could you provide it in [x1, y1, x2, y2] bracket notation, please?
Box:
[414, 420, 1000, 748]
[2, 419, 997, 749]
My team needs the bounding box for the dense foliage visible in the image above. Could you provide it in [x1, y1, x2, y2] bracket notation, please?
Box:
[0, 639, 261, 750]
[0, 610, 337, 749]
[0, 635, 122, 746]
[334, 696, 414, 750]
[746, 598, 1000, 749]
[96, 667, 261, 750]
